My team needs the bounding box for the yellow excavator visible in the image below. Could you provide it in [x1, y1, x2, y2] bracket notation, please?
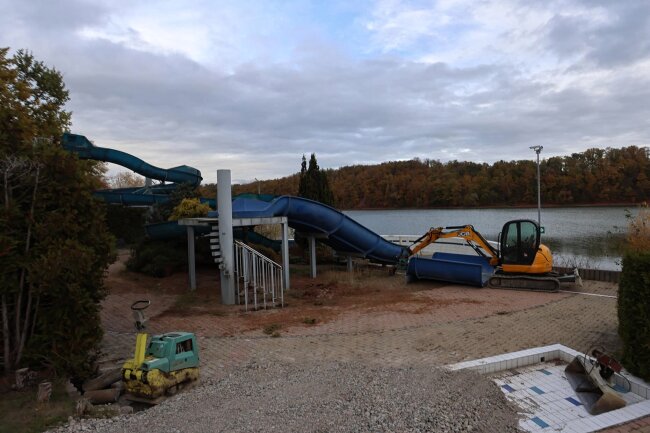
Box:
[406, 219, 579, 291]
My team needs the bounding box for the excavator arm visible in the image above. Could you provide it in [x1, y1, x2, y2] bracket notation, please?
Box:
[407, 225, 500, 266]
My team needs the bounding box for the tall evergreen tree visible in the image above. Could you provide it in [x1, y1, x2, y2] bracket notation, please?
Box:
[297, 153, 334, 206]
[298, 154, 307, 197]
[0, 48, 113, 376]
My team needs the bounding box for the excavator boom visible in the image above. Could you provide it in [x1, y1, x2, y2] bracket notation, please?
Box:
[408, 225, 500, 266]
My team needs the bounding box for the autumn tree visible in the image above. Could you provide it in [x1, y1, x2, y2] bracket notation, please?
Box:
[107, 171, 144, 189]
[0, 48, 113, 376]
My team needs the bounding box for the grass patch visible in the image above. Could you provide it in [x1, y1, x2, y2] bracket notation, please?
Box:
[0, 380, 75, 433]
[302, 317, 317, 325]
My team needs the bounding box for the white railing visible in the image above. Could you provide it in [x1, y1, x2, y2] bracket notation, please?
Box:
[234, 240, 284, 311]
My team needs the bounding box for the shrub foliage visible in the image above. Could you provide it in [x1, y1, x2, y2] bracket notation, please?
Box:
[168, 198, 210, 221]
[0, 48, 113, 377]
[618, 208, 650, 380]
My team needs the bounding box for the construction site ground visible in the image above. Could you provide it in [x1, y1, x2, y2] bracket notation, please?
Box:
[101, 251, 650, 432]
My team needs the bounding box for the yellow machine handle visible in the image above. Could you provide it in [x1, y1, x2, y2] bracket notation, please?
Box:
[134, 332, 147, 367]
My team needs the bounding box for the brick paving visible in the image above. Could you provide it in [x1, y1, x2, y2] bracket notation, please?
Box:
[101, 259, 642, 432]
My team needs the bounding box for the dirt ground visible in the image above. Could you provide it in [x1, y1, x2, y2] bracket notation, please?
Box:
[99, 251, 650, 432]
[103, 251, 568, 338]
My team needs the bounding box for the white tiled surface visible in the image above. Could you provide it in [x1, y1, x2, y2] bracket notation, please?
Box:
[448, 344, 650, 433]
[494, 362, 645, 432]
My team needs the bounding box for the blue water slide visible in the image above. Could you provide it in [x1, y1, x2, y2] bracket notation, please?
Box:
[213, 196, 408, 264]
[62, 133, 202, 186]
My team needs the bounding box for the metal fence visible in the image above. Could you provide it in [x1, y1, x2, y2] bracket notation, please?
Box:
[554, 266, 620, 283]
[234, 240, 284, 311]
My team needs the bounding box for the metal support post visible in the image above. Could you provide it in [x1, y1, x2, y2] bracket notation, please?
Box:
[187, 226, 196, 291]
[308, 235, 317, 278]
[530, 145, 543, 227]
[347, 256, 353, 272]
[217, 169, 235, 305]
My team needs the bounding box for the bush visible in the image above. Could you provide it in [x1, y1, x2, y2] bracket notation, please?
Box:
[618, 208, 650, 380]
[618, 251, 650, 380]
[168, 198, 210, 221]
[127, 239, 187, 277]
[105, 204, 146, 245]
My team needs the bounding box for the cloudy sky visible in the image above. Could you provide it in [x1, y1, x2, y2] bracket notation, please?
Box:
[2, 0, 649, 183]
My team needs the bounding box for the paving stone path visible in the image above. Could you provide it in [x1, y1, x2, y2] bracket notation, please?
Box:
[100, 259, 649, 432]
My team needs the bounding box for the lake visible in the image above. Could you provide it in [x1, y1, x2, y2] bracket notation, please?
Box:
[344, 206, 640, 271]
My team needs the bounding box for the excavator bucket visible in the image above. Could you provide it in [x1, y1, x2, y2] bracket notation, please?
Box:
[564, 356, 626, 415]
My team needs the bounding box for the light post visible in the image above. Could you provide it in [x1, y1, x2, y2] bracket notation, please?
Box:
[529, 145, 543, 227]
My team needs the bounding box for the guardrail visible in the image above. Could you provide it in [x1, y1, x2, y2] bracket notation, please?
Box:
[554, 266, 620, 283]
[234, 240, 284, 311]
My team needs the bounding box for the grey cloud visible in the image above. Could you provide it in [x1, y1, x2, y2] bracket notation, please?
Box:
[2, 0, 650, 182]
[545, 1, 650, 68]
[0, 0, 109, 32]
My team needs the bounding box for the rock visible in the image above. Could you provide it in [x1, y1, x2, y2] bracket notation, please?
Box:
[75, 398, 91, 416]
[119, 405, 134, 415]
[14, 367, 30, 390]
[37, 381, 52, 403]
[65, 380, 81, 398]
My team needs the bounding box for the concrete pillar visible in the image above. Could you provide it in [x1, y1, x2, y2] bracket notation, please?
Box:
[308, 235, 317, 278]
[187, 226, 196, 291]
[347, 256, 353, 272]
[281, 220, 290, 290]
[217, 170, 235, 305]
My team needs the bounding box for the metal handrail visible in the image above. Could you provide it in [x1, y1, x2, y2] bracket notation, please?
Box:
[236, 240, 282, 267]
[234, 240, 284, 311]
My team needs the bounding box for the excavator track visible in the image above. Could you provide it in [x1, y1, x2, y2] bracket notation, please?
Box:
[488, 273, 560, 292]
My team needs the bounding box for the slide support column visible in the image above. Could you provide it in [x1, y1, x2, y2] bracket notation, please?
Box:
[217, 169, 235, 305]
[309, 235, 317, 278]
[282, 220, 290, 290]
[187, 226, 196, 291]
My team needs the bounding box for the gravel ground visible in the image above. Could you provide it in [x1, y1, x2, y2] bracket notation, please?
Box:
[49, 361, 521, 433]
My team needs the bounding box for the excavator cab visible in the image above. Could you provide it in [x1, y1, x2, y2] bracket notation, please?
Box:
[500, 219, 540, 266]
[499, 219, 553, 275]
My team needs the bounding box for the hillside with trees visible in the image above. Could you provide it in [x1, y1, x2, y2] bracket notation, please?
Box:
[225, 146, 650, 209]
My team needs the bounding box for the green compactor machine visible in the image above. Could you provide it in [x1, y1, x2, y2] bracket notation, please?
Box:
[122, 300, 200, 403]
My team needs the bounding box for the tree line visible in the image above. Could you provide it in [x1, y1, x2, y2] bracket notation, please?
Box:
[224, 146, 650, 209]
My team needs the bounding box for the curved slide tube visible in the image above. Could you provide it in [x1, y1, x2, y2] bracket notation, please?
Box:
[62, 133, 202, 186]
[212, 196, 408, 264]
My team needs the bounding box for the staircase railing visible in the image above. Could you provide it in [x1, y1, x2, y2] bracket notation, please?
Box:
[234, 240, 284, 311]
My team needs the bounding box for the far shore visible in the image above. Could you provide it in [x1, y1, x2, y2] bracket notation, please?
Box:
[343, 202, 646, 212]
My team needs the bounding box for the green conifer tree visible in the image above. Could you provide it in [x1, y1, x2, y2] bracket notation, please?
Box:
[298, 153, 334, 206]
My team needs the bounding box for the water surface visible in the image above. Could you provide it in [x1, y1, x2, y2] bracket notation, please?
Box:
[343, 207, 638, 271]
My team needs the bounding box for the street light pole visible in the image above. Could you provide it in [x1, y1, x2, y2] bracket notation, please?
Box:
[529, 145, 543, 227]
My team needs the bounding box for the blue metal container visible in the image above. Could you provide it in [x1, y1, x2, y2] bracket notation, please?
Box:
[407, 252, 495, 287]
